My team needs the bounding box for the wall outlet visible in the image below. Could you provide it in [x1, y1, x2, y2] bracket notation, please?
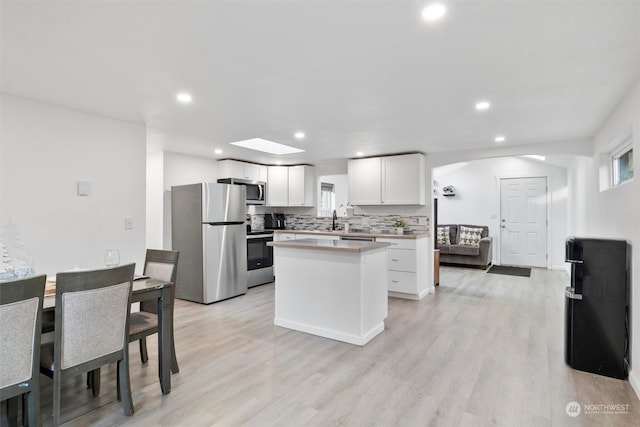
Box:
[124, 217, 134, 230]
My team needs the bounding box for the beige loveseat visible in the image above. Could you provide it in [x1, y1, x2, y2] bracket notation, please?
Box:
[436, 224, 492, 268]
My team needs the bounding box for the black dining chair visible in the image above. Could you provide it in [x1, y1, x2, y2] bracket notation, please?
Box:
[130, 249, 179, 373]
[39, 264, 135, 425]
[1, 274, 46, 427]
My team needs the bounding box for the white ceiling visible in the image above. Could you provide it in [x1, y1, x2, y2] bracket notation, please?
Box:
[2, 1, 639, 166]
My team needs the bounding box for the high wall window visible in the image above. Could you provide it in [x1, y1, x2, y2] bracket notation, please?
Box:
[612, 137, 633, 187]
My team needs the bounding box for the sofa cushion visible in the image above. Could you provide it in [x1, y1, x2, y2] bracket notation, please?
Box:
[460, 224, 489, 238]
[436, 226, 451, 245]
[459, 226, 484, 247]
[437, 244, 452, 254]
[438, 224, 459, 245]
[449, 245, 480, 256]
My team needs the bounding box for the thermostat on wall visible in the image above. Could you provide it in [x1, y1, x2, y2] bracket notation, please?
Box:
[77, 181, 91, 196]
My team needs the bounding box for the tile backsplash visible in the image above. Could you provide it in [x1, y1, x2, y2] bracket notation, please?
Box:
[251, 214, 429, 234]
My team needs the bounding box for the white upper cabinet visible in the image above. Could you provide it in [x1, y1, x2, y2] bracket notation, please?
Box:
[288, 165, 315, 206]
[348, 153, 425, 205]
[348, 157, 382, 205]
[268, 165, 315, 207]
[217, 159, 267, 182]
[382, 153, 425, 205]
[267, 166, 289, 206]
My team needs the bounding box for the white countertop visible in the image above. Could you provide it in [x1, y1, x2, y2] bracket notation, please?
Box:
[268, 238, 391, 253]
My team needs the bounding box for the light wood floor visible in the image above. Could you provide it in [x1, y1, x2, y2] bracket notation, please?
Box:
[6, 266, 640, 426]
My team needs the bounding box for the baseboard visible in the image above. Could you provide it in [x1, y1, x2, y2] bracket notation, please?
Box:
[629, 370, 640, 400]
[274, 317, 384, 346]
[388, 289, 432, 300]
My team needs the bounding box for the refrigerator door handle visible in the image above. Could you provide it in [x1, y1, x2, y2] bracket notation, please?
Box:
[566, 259, 584, 264]
[564, 287, 583, 300]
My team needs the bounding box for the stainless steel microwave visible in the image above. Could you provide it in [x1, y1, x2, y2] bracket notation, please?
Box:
[217, 178, 266, 205]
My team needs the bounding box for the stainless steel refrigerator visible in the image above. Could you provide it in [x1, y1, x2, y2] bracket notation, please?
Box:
[171, 182, 248, 304]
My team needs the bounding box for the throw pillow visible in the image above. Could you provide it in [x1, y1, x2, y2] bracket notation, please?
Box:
[459, 226, 483, 247]
[436, 226, 450, 245]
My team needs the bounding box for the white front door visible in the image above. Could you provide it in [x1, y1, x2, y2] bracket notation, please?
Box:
[499, 177, 547, 267]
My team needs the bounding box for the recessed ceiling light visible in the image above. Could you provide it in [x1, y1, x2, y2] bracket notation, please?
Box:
[422, 3, 446, 22]
[230, 138, 305, 155]
[214, 149, 223, 155]
[294, 131, 305, 139]
[475, 101, 491, 111]
[494, 136, 506, 143]
[356, 152, 364, 157]
[176, 92, 192, 103]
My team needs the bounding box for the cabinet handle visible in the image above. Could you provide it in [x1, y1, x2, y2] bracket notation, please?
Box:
[391, 259, 399, 262]
[391, 280, 399, 283]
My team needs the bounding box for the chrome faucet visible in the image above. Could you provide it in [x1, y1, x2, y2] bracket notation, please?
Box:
[332, 209, 337, 230]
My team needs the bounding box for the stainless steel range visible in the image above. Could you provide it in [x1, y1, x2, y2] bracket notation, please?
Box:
[247, 230, 274, 287]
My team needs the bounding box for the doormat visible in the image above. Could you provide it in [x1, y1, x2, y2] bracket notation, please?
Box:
[487, 265, 531, 277]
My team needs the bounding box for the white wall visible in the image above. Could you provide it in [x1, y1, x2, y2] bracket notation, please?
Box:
[0, 94, 146, 274]
[433, 157, 568, 269]
[145, 149, 218, 250]
[567, 76, 639, 397]
[316, 174, 349, 217]
[146, 151, 164, 250]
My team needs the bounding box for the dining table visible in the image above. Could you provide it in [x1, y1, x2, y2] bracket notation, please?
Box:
[43, 276, 175, 395]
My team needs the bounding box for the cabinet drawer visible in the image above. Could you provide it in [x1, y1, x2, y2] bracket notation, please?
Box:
[387, 249, 416, 272]
[377, 238, 416, 250]
[277, 233, 297, 241]
[388, 270, 416, 294]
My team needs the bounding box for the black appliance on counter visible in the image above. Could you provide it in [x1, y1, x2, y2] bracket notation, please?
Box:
[264, 213, 286, 229]
[564, 237, 630, 379]
[247, 230, 274, 287]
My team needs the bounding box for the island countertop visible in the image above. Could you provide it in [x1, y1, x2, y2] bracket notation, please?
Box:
[268, 238, 391, 253]
[271, 229, 428, 240]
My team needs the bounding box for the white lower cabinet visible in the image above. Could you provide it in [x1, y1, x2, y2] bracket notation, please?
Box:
[273, 233, 433, 299]
[377, 236, 431, 299]
[388, 271, 417, 294]
[274, 233, 338, 242]
[275, 233, 297, 241]
[387, 248, 416, 272]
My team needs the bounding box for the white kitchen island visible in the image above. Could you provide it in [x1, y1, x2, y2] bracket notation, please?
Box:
[268, 238, 390, 346]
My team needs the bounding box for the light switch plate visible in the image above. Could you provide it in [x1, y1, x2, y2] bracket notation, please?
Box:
[124, 217, 134, 230]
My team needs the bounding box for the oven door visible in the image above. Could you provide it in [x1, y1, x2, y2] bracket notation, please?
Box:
[247, 235, 273, 270]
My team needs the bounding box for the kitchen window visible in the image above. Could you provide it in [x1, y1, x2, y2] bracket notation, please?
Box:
[611, 137, 633, 187]
[319, 182, 335, 217]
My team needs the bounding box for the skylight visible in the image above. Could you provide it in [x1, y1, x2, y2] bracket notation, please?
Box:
[229, 138, 304, 155]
